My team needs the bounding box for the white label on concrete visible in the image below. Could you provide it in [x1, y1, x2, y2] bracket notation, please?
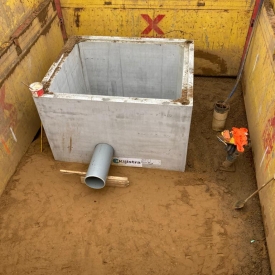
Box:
[112, 157, 142, 167]
[141, 159, 161, 166]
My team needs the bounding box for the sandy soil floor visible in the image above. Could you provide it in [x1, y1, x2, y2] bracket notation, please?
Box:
[0, 77, 271, 275]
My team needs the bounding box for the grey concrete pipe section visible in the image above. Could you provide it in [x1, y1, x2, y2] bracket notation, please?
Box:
[84, 143, 114, 189]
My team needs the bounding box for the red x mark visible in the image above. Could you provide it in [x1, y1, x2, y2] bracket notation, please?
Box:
[141, 14, 165, 35]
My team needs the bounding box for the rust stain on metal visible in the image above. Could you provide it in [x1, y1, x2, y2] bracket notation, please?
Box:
[195, 49, 228, 75]
[37, 4, 49, 27]
[10, 0, 51, 40]
[173, 89, 189, 105]
[13, 38, 22, 56]
[197, 1, 205, 6]
[69, 137, 72, 153]
[74, 8, 84, 28]
[51, 0, 57, 11]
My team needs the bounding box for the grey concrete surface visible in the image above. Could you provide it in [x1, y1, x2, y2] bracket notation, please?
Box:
[78, 42, 183, 99]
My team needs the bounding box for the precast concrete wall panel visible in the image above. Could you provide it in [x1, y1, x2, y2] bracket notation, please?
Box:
[35, 95, 192, 171]
[34, 36, 194, 171]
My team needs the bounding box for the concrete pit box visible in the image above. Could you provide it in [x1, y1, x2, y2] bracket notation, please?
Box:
[34, 36, 194, 171]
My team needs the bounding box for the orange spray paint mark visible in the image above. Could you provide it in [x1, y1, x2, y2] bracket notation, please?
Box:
[0, 138, 11, 154]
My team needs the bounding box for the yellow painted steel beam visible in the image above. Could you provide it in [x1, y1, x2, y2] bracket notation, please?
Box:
[61, 0, 254, 9]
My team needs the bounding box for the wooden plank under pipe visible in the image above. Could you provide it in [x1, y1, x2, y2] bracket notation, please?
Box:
[60, 169, 129, 187]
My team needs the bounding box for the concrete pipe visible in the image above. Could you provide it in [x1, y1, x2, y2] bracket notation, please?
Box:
[85, 143, 114, 189]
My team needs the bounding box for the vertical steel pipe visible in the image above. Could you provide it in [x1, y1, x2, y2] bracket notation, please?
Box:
[85, 143, 114, 189]
[54, 0, 68, 43]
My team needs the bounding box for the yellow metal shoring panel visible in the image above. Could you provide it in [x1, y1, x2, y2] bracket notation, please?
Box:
[0, 17, 64, 195]
[62, 7, 252, 75]
[244, 8, 275, 172]
[243, 7, 275, 273]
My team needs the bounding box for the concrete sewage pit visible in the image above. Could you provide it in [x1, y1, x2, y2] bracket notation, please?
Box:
[34, 36, 194, 171]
